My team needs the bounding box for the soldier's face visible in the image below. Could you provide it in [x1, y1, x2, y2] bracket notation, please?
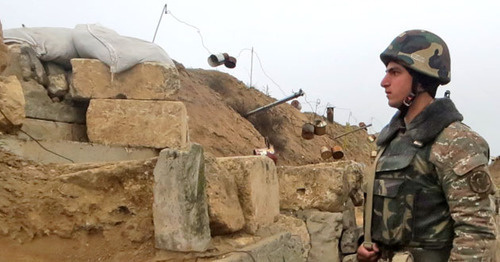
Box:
[380, 61, 413, 108]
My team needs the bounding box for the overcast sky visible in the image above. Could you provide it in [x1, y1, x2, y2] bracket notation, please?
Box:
[1, 0, 499, 157]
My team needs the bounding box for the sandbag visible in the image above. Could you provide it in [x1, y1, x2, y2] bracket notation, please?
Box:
[72, 24, 175, 73]
[3, 27, 78, 68]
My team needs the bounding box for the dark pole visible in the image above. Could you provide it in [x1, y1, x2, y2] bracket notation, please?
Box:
[152, 4, 167, 43]
[332, 124, 372, 140]
[244, 89, 305, 117]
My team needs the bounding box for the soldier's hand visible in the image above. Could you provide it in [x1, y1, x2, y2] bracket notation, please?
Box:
[357, 242, 380, 262]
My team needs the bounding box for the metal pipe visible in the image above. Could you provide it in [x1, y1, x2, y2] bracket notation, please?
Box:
[332, 123, 372, 140]
[244, 89, 305, 117]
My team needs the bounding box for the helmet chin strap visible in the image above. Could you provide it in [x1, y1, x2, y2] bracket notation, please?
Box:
[398, 73, 423, 111]
[402, 92, 416, 107]
[398, 91, 416, 112]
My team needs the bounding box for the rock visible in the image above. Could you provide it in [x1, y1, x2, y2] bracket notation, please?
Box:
[342, 198, 357, 230]
[213, 232, 305, 262]
[0, 21, 9, 74]
[3, 44, 48, 85]
[0, 134, 158, 164]
[2, 44, 24, 79]
[21, 80, 87, 124]
[86, 99, 189, 149]
[20, 44, 48, 86]
[256, 214, 311, 260]
[70, 59, 180, 100]
[342, 254, 358, 262]
[18, 118, 87, 142]
[153, 143, 211, 252]
[47, 74, 68, 97]
[339, 226, 363, 256]
[216, 156, 279, 234]
[45, 62, 69, 98]
[277, 161, 364, 212]
[205, 156, 245, 235]
[0, 75, 25, 132]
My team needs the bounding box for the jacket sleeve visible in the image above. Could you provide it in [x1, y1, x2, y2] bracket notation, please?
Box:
[430, 122, 497, 261]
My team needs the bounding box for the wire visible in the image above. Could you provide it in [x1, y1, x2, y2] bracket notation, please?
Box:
[162, 10, 289, 99]
[252, 51, 288, 97]
[302, 92, 319, 115]
[0, 108, 74, 163]
[167, 10, 212, 55]
[159, 8, 378, 131]
[236, 48, 253, 59]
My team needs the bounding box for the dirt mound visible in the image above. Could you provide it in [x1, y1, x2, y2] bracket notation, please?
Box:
[172, 64, 375, 166]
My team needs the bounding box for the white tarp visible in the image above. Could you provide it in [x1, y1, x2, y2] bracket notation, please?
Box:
[3, 24, 175, 73]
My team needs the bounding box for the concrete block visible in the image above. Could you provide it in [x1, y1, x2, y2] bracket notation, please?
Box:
[18, 118, 87, 142]
[70, 59, 180, 100]
[277, 161, 364, 212]
[213, 232, 305, 262]
[216, 156, 279, 234]
[86, 99, 189, 149]
[153, 144, 211, 252]
[0, 135, 158, 164]
[205, 157, 245, 235]
[0, 75, 25, 132]
[21, 80, 87, 124]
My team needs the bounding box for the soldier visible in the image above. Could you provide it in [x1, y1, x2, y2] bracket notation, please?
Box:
[357, 30, 497, 261]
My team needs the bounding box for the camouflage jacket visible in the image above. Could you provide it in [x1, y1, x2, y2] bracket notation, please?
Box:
[373, 98, 496, 261]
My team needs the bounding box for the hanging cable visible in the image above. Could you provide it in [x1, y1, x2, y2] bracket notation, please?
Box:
[167, 10, 212, 55]
[252, 51, 288, 96]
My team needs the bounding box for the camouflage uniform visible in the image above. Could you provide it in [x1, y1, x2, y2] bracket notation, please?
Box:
[373, 98, 496, 261]
[370, 30, 497, 261]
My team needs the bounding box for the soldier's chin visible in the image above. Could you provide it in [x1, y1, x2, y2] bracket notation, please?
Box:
[388, 100, 402, 108]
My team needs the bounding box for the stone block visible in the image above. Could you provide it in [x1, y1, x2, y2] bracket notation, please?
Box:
[216, 156, 279, 234]
[70, 59, 180, 100]
[277, 161, 364, 212]
[0, 75, 25, 132]
[205, 157, 245, 235]
[47, 73, 68, 98]
[86, 99, 188, 149]
[153, 143, 211, 252]
[256, 214, 310, 259]
[213, 232, 304, 262]
[340, 226, 363, 256]
[2, 44, 48, 85]
[0, 134, 158, 164]
[296, 210, 343, 262]
[19, 118, 87, 142]
[21, 80, 87, 124]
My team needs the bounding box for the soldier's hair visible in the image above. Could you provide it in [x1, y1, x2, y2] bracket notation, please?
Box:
[407, 68, 440, 98]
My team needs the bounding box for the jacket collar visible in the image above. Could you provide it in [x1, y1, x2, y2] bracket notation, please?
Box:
[376, 98, 463, 147]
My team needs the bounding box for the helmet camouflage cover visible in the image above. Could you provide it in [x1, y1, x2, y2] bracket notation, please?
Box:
[380, 29, 451, 85]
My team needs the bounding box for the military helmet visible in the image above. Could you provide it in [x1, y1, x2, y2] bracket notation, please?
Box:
[380, 29, 451, 85]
